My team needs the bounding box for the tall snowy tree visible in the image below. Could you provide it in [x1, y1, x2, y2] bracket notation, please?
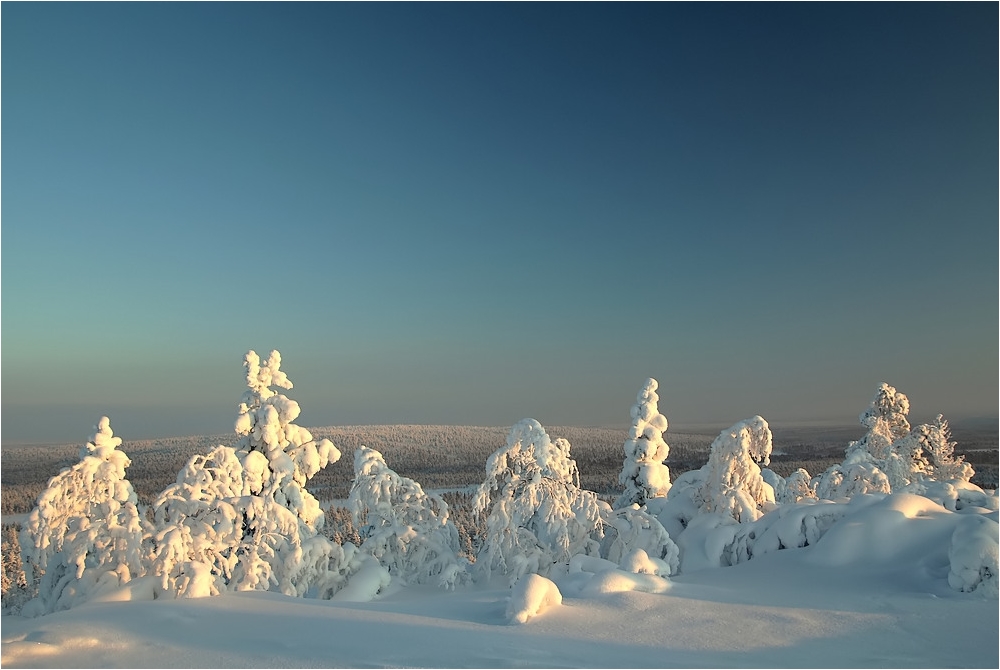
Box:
[19, 417, 145, 616]
[349, 447, 468, 588]
[614, 378, 671, 509]
[148, 350, 358, 600]
[699, 416, 776, 523]
[473, 419, 602, 584]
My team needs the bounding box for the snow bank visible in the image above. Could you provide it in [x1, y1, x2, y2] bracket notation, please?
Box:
[948, 515, 999, 597]
[506, 573, 562, 624]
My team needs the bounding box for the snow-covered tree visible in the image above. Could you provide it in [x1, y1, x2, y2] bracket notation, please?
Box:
[19, 417, 145, 616]
[349, 447, 468, 588]
[782, 468, 816, 503]
[909, 415, 974, 484]
[473, 419, 602, 584]
[844, 383, 911, 464]
[234, 350, 339, 529]
[615, 378, 671, 509]
[148, 350, 358, 600]
[700, 416, 776, 523]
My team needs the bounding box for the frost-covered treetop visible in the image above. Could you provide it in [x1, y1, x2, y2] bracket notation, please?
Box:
[712, 415, 772, 468]
[241, 350, 292, 405]
[83, 416, 125, 462]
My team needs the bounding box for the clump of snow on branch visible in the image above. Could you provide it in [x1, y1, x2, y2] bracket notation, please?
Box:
[614, 378, 671, 509]
[474, 419, 602, 584]
[349, 447, 468, 589]
[19, 417, 145, 616]
[506, 572, 562, 624]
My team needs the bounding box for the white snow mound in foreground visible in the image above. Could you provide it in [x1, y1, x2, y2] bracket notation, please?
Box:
[506, 573, 562, 624]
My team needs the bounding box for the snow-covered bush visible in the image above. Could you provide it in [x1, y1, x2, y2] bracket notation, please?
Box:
[614, 378, 671, 509]
[19, 417, 145, 616]
[598, 504, 679, 576]
[148, 350, 359, 600]
[814, 460, 891, 500]
[948, 515, 999, 597]
[349, 447, 468, 588]
[473, 419, 603, 584]
[782, 468, 816, 503]
[700, 416, 776, 523]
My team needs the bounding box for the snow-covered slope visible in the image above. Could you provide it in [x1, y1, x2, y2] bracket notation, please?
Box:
[3, 514, 996, 669]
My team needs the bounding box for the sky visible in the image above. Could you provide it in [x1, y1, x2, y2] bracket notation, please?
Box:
[2, 3, 997, 442]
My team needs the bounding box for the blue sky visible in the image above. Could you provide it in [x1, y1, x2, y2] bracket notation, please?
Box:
[3, 3, 997, 442]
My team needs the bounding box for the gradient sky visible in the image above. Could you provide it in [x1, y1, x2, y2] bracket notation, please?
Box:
[3, 3, 997, 442]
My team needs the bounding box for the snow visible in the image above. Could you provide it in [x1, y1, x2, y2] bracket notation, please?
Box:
[4, 365, 997, 667]
[3, 530, 996, 668]
[506, 572, 562, 624]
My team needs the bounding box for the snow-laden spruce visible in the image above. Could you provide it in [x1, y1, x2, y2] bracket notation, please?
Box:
[814, 384, 976, 499]
[149, 350, 360, 600]
[19, 417, 145, 616]
[614, 378, 671, 509]
[349, 447, 468, 588]
[473, 419, 602, 584]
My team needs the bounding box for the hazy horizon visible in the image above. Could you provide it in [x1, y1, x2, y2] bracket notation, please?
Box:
[3, 4, 997, 444]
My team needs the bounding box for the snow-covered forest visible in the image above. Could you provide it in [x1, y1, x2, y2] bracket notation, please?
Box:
[1, 350, 997, 668]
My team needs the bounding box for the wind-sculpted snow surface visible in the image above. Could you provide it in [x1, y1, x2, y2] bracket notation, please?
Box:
[19, 418, 145, 616]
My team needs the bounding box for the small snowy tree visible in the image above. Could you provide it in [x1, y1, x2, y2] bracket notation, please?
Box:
[473, 419, 602, 584]
[614, 378, 671, 509]
[700, 416, 776, 523]
[349, 447, 468, 588]
[912, 415, 974, 484]
[845, 383, 911, 464]
[19, 417, 145, 615]
[814, 383, 911, 500]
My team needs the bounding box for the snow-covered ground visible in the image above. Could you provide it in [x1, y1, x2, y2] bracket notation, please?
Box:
[1, 555, 994, 668]
[4, 497, 996, 669]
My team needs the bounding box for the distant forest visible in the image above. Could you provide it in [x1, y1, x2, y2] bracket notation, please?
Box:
[3, 422, 996, 517]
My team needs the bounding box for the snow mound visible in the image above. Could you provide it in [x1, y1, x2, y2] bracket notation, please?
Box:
[948, 515, 999, 597]
[506, 573, 562, 624]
